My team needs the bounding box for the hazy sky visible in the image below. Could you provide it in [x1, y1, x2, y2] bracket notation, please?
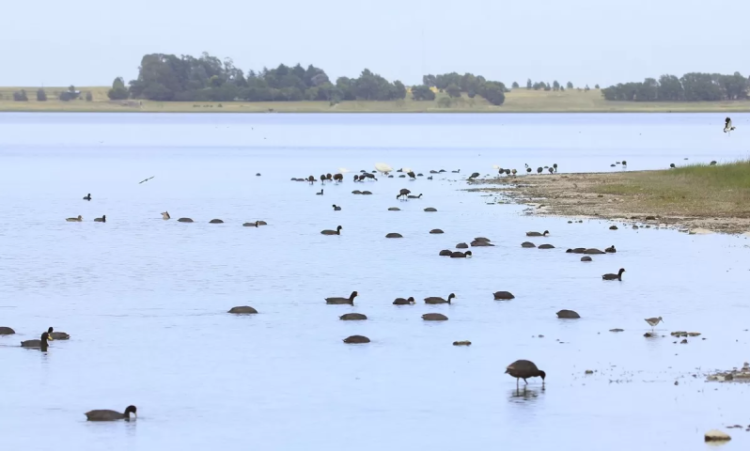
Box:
[3, 0, 749, 87]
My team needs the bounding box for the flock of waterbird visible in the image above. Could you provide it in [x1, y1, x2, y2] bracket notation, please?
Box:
[3, 115, 736, 421]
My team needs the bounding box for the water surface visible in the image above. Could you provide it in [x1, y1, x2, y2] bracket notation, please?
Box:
[1, 113, 749, 451]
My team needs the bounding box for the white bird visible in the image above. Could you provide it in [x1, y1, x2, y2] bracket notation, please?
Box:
[375, 163, 392, 175]
[724, 117, 735, 133]
[139, 176, 155, 184]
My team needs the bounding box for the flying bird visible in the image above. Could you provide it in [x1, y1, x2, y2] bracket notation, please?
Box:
[139, 176, 155, 184]
[724, 117, 735, 133]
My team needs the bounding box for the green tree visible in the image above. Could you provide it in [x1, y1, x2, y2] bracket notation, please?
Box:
[512, 81, 519, 89]
[478, 82, 505, 106]
[526, 79, 532, 89]
[36, 88, 47, 101]
[657, 75, 683, 101]
[85, 92, 93, 101]
[566, 81, 573, 89]
[411, 85, 435, 101]
[108, 77, 129, 100]
[13, 90, 28, 101]
[594, 84, 600, 89]
[552, 80, 560, 91]
[446, 83, 461, 98]
[437, 97, 452, 108]
[392, 80, 407, 100]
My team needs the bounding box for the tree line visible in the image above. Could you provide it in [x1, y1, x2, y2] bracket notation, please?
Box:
[123, 53, 405, 103]
[601, 72, 749, 102]
[118, 53, 509, 105]
[10, 86, 91, 102]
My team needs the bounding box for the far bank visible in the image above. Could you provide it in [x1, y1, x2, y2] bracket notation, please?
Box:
[2, 87, 750, 113]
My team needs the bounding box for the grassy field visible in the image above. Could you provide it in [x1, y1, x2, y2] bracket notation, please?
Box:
[2, 86, 750, 113]
[476, 160, 750, 233]
[591, 160, 750, 217]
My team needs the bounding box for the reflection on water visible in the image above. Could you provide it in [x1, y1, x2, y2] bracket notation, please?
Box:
[508, 387, 544, 404]
[1, 113, 749, 451]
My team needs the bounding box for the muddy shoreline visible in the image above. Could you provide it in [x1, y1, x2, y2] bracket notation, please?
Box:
[469, 172, 750, 235]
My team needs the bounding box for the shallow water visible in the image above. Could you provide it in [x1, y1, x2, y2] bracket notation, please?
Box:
[1, 113, 749, 450]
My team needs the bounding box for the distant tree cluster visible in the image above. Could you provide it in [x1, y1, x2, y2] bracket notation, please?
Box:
[125, 52, 406, 103]
[59, 85, 80, 101]
[13, 90, 28, 101]
[601, 72, 749, 102]
[419, 72, 508, 105]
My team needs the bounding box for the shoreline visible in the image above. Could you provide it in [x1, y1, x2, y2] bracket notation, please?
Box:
[468, 170, 750, 235]
[3, 109, 750, 114]
[2, 88, 750, 114]
[2, 106, 750, 114]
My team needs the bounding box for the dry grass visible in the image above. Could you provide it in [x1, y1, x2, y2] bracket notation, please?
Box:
[474, 160, 750, 233]
[2, 87, 750, 113]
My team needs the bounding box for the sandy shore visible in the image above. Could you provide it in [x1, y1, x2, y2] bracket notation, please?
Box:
[469, 172, 750, 235]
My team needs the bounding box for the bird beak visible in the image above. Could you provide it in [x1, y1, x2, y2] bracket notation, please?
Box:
[48, 335, 53, 341]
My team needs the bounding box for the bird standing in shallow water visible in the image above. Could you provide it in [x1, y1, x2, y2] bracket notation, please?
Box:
[83, 193, 91, 201]
[645, 316, 664, 331]
[506, 359, 546, 389]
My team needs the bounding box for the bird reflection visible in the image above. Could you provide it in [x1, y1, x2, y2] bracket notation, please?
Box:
[508, 387, 543, 403]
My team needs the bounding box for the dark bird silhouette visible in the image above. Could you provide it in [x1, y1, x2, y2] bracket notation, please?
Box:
[83, 193, 91, 201]
[316, 189, 324, 195]
[94, 215, 106, 223]
[321, 225, 342, 235]
[332, 204, 341, 211]
[425, 293, 455, 304]
[139, 176, 155, 184]
[505, 359, 546, 389]
[85, 406, 137, 421]
[393, 296, 415, 305]
[326, 291, 358, 305]
[493, 291, 515, 300]
[21, 331, 52, 351]
[602, 268, 626, 281]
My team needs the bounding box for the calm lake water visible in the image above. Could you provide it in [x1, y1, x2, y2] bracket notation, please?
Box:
[1, 113, 749, 451]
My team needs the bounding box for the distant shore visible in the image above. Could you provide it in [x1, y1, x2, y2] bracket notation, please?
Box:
[469, 163, 750, 235]
[2, 86, 750, 113]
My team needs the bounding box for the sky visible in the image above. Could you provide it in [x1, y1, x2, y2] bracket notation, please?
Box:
[2, 0, 749, 88]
